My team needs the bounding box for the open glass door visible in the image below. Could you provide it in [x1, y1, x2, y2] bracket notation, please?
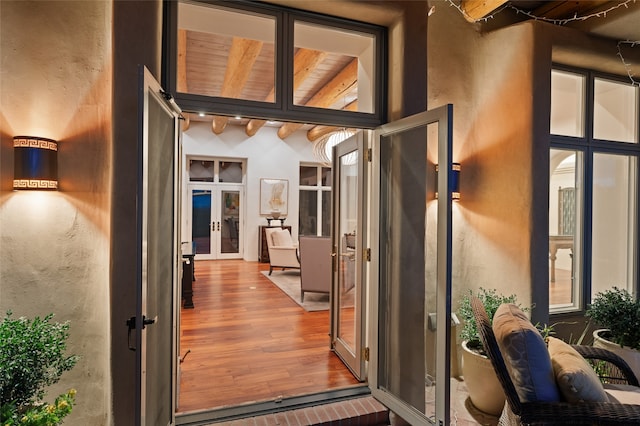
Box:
[331, 131, 367, 380]
[369, 105, 454, 425]
[134, 66, 182, 426]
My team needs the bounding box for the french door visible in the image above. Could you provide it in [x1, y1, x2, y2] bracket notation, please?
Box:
[134, 66, 181, 426]
[331, 131, 367, 380]
[369, 105, 454, 426]
[188, 184, 244, 260]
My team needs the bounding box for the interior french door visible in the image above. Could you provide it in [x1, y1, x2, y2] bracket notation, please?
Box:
[188, 184, 244, 260]
[331, 131, 367, 380]
[369, 105, 454, 426]
[135, 66, 181, 426]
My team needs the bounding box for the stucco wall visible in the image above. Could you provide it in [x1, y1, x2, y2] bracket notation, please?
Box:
[0, 1, 112, 424]
[427, 5, 540, 319]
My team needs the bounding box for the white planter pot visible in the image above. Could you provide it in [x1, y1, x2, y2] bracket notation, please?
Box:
[593, 329, 640, 380]
[461, 340, 506, 416]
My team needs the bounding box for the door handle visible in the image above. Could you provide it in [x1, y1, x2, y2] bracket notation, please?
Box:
[125, 315, 157, 351]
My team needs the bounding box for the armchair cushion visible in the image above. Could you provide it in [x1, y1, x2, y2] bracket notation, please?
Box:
[272, 229, 294, 247]
[547, 337, 608, 403]
[493, 303, 560, 403]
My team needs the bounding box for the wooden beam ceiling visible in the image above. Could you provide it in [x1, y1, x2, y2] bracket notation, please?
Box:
[245, 48, 327, 137]
[306, 101, 358, 142]
[277, 58, 358, 139]
[211, 37, 263, 134]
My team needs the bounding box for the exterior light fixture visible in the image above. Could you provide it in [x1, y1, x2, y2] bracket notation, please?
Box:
[13, 136, 58, 190]
[435, 162, 460, 200]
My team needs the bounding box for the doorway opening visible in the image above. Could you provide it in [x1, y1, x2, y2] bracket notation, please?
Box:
[176, 119, 369, 423]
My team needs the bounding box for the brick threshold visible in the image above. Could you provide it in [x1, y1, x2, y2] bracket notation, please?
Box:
[210, 396, 390, 425]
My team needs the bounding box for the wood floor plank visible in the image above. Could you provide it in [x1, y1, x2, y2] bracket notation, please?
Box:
[177, 259, 359, 413]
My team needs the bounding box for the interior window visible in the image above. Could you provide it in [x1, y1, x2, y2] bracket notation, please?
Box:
[299, 164, 331, 236]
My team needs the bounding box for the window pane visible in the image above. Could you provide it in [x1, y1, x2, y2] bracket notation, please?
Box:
[549, 150, 583, 310]
[293, 21, 375, 113]
[177, 2, 275, 102]
[299, 190, 317, 236]
[591, 154, 637, 298]
[299, 166, 318, 186]
[219, 161, 243, 183]
[189, 160, 214, 182]
[594, 78, 638, 143]
[321, 167, 332, 186]
[551, 70, 585, 137]
[322, 190, 331, 236]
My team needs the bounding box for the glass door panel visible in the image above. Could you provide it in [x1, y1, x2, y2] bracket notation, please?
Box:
[219, 186, 243, 258]
[331, 131, 366, 380]
[191, 188, 212, 256]
[370, 105, 453, 426]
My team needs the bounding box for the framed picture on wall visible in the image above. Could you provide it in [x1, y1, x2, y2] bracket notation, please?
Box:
[260, 178, 288, 215]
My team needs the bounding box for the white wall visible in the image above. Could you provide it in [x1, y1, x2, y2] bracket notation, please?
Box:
[181, 122, 320, 260]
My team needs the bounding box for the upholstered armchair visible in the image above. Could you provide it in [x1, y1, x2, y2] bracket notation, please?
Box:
[264, 227, 300, 275]
[299, 236, 331, 302]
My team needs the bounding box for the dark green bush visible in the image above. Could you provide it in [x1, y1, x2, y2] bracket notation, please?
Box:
[0, 311, 78, 423]
[458, 287, 524, 350]
[587, 287, 640, 350]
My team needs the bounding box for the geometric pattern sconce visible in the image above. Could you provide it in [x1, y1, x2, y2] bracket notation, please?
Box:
[13, 136, 58, 190]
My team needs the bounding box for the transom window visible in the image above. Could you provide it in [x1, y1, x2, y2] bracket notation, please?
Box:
[165, 0, 386, 129]
[549, 68, 639, 313]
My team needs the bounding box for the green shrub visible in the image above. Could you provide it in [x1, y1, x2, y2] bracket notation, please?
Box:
[587, 287, 640, 350]
[458, 287, 524, 351]
[0, 312, 78, 425]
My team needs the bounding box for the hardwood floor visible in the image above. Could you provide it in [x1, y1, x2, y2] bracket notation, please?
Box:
[177, 259, 360, 413]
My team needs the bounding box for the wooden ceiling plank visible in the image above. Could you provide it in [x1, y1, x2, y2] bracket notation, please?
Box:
[245, 48, 326, 137]
[178, 29, 188, 93]
[460, 0, 509, 22]
[533, 1, 610, 19]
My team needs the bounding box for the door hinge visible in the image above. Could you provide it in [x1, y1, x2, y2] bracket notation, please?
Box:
[363, 347, 370, 361]
[364, 148, 372, 162]
[363, 248, 371, 262]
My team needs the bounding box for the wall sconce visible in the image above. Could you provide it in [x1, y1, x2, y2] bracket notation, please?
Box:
[435, 162, 461, 200]
[13, 136, 58, 190]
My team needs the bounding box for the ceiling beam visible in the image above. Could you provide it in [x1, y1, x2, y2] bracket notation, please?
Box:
[306, 101, 358, 142]
[245, 48, 327, 137]
[277, 58, 358, 140]
[212, 37, 263, 134]
[177, 29, 188, 93]
[460, 0, 509, 22]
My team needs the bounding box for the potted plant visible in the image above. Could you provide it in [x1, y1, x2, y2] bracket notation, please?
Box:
[458, 288, 524, 416]
[0, 311, 78, 425]
[587, 286, 640, 378]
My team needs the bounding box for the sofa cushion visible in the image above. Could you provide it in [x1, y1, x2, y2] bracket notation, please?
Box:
[604, 383, 640, 404]
[271, 229, 293, 247]
[547, 337, 608, 403]
[492, 303, 560, 403]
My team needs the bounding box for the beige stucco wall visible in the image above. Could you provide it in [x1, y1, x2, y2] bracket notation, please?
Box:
[427, 5, 541, 320]
[0, 1, 112, 425]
